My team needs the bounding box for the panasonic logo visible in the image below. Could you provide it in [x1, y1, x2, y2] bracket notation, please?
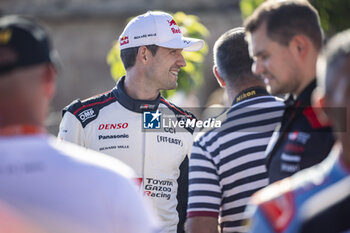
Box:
[98, 134, 129, 140]
[78, 109, 96, 122]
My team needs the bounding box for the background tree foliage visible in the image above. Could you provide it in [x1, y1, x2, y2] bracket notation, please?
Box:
[310, 0, 350, 36]
[240, 0, 264, 20]
[239, 0, 350, 37]
[107, 11, 209, 98]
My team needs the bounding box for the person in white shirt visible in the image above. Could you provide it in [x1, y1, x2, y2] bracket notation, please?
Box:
[0, 15, 158, 233]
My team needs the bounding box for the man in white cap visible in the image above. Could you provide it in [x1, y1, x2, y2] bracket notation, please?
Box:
[58, 11, 205, 233]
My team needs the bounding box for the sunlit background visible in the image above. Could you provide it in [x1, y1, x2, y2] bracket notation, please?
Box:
[1, 0, 349, 135]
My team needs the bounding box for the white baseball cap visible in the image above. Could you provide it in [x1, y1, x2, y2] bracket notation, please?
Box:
[119, 11, 205, 51]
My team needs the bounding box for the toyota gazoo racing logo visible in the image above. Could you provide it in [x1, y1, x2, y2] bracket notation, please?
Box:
[78, 108, 96, 122]
[144, 178, 172, 200]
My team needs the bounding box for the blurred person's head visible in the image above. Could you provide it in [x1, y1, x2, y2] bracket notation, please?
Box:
[0, 15, 58, 128]
[315, 29, 350, 163]
[213, 27, 265, 103]
[0, 200, 46, 233]
[244, 0, 323, 96]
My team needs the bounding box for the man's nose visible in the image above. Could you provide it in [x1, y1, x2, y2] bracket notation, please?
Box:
[251, 59, 264, 76]
[177, 53, 186, 67]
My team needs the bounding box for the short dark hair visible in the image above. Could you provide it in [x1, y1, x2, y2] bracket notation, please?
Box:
[244, 0, 323, 51]
[120, 45, 159, 70]
[213, 27, 259, 87]
[317, 29, 350, 94]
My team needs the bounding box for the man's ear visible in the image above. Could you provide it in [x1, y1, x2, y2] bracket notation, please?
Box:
[290, 35, 310, 59]
[213, 66, 226, 88]
[312, 87, 330, 126]
[42, 64, 57, 100]
[137, 46, 150, 64]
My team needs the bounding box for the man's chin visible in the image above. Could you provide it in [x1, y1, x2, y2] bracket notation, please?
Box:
[161, 84, 178, 91]
[268, 85, 285, 96]
[266, 84, 272, 94]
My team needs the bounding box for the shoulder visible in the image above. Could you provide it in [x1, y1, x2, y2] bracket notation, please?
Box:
[302, 106, 333, 130]
[229, 96, 285, 120]
[62, 89, 118, 127]
[249, 161, 333, 232]
[248, 178, 296, 233]
[159, 97, 196, 120]
[159, 97, 197, 134]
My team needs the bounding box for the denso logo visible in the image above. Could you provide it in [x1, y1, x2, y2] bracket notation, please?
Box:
[98, 123, 128, 130]
[78, 109, 95, 122]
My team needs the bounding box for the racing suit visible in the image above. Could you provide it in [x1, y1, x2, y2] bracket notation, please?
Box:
[58, 77, 195, 233]
[265, 80, 334, 183]
[246, 143, 350, 233]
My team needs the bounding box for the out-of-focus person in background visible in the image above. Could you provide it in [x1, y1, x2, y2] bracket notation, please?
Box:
[185, 27, 284, 233]
[244, 0, 335, 183]
[244, 28, 350, 233]
[0, 15, 158, 233]
[58, 10, 205, 233]
[0, 200, 47, 233]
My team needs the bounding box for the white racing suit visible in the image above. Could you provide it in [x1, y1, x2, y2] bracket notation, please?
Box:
[58, 77, 195, 233]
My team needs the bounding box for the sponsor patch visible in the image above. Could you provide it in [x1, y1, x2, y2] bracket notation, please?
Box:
[157, 135, 183, 147]
[78, 108, 96, 122]
[171, 28, 181, 34]
[120, 36, 129, 46]
[167, 19, 177, 26]
[98, 123, 128, 130]
[98, 134, 129, 140]
[288, 131, 310, 144]
[144, 178, 173, 200]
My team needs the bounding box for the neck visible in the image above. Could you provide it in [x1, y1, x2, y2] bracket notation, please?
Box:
[227, 82, 266, 104]
[124, 70, 159, 100]
[294, 51, 318, 97]
[294, 74, 316, 98]
[0, 101, 44, 129]
[341, 139, 350, 168]
[0, 124, 46, 136]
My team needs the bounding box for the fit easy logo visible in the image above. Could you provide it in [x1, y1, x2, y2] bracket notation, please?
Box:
[120, 36, 129, 46]
[143, 110, 161, 129]
[78, 109, 95, 122]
